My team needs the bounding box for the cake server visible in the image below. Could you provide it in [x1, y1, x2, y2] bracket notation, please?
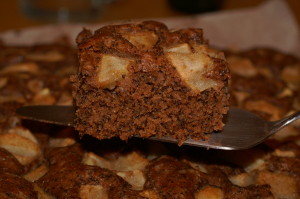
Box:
[16, 105, 300, 150]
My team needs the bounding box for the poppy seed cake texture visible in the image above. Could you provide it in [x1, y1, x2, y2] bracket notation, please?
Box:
[72, 21, 230, 144]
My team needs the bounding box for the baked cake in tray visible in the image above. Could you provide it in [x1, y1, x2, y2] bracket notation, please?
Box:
[72, 21, 230, 144]
[0, 37, 300, 198]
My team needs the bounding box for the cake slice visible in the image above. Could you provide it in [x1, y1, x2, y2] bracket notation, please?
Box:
[72, 21, 230, 144]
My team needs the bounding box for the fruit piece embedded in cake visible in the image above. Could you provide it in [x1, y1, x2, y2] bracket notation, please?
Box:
[72, 21, 230, 144]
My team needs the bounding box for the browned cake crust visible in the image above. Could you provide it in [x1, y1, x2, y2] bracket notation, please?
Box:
[0, 148, 24, 175]
[0, 172, 38, 198]
[37, 144, 145, 198]
[72, 21, 230, 144]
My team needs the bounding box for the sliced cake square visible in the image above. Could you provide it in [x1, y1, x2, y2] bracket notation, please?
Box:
[72, 21, 230, 144]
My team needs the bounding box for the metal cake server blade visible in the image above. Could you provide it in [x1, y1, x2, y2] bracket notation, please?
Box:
[17, 105, 75, 127]
[16, 105, 300, 150]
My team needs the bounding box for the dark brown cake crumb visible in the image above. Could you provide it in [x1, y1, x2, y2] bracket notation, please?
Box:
[144, 156, 207, 198]
[72, 21, 230, 144]
[37, 144, 144, 199]
[0, 148, 24, 175]
[0, 172, 37, 199]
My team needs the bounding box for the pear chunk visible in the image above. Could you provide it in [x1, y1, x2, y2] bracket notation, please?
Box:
[97, 54, 133, 88]
[123, 31, 158, 49]
[164, 43, 192, 53]
[166, 51, 218, 92]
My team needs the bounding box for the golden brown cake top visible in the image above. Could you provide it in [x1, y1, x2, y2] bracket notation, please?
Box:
[76, 21, 228, 93]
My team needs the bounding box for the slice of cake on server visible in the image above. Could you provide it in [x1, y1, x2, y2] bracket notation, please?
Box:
[71, 21, 230, 145]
